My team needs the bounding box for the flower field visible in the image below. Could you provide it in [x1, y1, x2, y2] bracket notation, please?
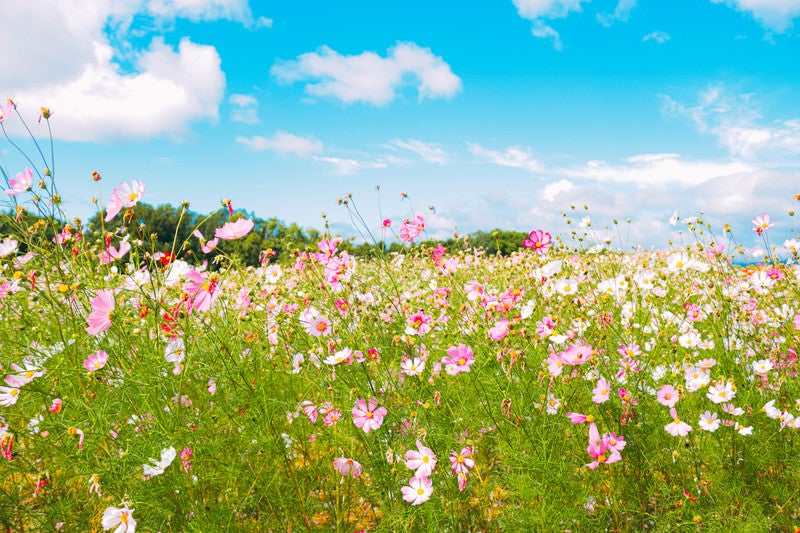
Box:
[2, 105, 800, 531]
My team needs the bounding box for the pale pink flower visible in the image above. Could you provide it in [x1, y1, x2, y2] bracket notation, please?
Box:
[99, 241, 131, 264]
[751, 213, 774, 236]
[322, 408, 342, 426]
[0, 386, 20, 407]
[546, 351, 564, 377]
[6, 168, 32, 196]
[400, 356, 425, 377]
[102, 504, 137, 532]
[333, 457, 362, 477]
[522, 229, 552, 253]
[405, 440, 437, 477]
[665, 407, 692, 437]
[86, 289, 114, 335]
[352, 397, 387, 434]
[401, 475, 433, 505]
[561, 344, 593, 366]
[215, 218, 254, 240]
[0, 99, 13, 123]
[606, 432, 626, 452]
[698, 411, 720, 432]
[105, 180, 145, 222]
[592, 378, 610, 404]
[201, 238, 218, 253]
[441, 344, 475, 376]
[656, 384, 679, 408]
[399, 215, 425, 243]
[84, 350, 109, 372]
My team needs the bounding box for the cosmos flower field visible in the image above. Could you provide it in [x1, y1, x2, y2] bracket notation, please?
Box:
[2, 105, 800, 531]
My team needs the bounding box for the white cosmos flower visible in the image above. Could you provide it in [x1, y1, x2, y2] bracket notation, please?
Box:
[143, 446, 176, 478]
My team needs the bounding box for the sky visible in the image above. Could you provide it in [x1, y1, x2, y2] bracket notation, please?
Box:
[1, 0, 799, 252]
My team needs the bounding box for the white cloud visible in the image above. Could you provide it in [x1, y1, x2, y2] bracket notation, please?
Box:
[512, 0, 588, 48]
[643, 31, 671, 43]
[662, 86, 800, 159]
[597, 0, 637, 26]
[313, 156, 388, 175]
[229, 93, 259, 124]
[512, 0, 587, 19]
[271, 42, 462, 105]
[10, 38, 224, 142]
[386, 139, 449, 165]
[711, 0, 800, 32]
[146, 0, 254, 24]
[541, 179, 575, 201]
[468, 143, 546, 172]
[0, 0, 244, 141]
[559, 152, 755, 186]
[236, 132, 323, 157]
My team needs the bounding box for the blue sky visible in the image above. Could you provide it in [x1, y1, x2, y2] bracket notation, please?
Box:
[1, 0, 799, 252]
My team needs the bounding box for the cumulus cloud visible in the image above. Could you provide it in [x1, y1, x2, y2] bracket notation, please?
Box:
[229, 94, 259, 124]
[711, 0, 800, 32]
[236, 132, 323, 157]
[271, 42, 462, 105]
[11, 38, 224, 142]
[0, 0, 249, 141]
[468, 143, 546, 173]
[541, 179, 575, 201]
[386, 139, 449, 165]
[643, 31, 671, 43]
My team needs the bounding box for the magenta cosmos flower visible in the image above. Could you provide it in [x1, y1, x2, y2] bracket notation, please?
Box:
[86, 289, 115, 336]
[585, 422, 622, 469]
[523, 229, 552, 253]
[215, 218, 254, 240]
[351, 397, 387, 434]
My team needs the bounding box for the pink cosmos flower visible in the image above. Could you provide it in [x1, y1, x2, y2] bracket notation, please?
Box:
[449, 447, 475, 475]
[86, 289, 114, 336]
[566, 412, 589, 424]
[523, 229, 552, 253]
[382, 218, 392, 228]
[215, 218, 254, 240]
[105, 180, 145, 222]
[561, 344, 593, 366]
[586, 422, 621, 469]
[99, 241, 131, 264]
[351, 397, 387, 434]
[333, 457, 363, 478]
[102, 504, 137, 532]
[751, 213, 774, 236]
[442, 344, 475, 376]
[406, 310, 433, 336]
[0, 99, 13, 123]
[656, 384, 679, 408]
[401, 475, 433, 506]
[405, 440, 437, 477]
[84, 350, 109, 372]
[592, 378, 610, 405]
[6, 168, 33, 196]
[488, 318, 510, 341]
[0, 386, 20, 407]
[399, 215, 425, 243]
[665, 407, 692, 437]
